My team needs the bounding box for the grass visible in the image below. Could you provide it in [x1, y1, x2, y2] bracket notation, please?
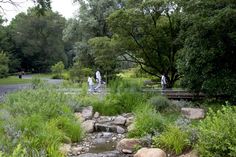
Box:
[0, 76, 31, 85]
[0, 87, 83, 156]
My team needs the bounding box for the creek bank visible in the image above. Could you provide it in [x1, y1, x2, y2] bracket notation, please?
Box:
[61, 106, 202, 157]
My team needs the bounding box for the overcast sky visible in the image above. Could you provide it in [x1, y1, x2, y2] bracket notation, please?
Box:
[1, 0, 78, 23]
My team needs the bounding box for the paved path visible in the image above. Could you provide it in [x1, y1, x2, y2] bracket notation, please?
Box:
[0, 75, 63, 101]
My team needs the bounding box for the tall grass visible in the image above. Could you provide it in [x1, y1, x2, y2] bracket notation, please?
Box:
[128, 104, 165, 137]
[0, 88, 83, 156]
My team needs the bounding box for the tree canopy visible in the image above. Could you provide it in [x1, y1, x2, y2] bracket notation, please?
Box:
[177, 0, 236, 99]
[9, 8, 67, 72]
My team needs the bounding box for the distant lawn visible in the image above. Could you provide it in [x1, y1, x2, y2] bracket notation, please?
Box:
[32, 73, 53, 79]
[0, 76, 31, 85]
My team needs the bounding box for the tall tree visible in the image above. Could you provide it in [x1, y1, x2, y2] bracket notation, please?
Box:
[177, 0, 236, 99]
[0, 0, 51, 15]
[107, 0, 182, 87]
[10, 8, 67, 72]
[63, 0, 121, 70]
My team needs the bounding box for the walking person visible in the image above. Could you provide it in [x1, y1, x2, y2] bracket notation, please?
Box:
[161, 74, 167, 94]
[94, 70, 102, 92]
[87, 75, 94, 93]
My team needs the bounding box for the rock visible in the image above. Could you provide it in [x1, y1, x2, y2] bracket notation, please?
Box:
[113, 116, 126, 125]
[82, 106, 93, 120]
[122, 149, 133, 154]
[116, 138, 141, 153]
[116, 126, 126, 134]
[97, 116, 114, 123]
[71, 146, 83, 155]
[78, 153, 98, 157]
[181, 108, 205, 120]
[59, 144, 71, 155]
[94, 112, 100, 118]
[95, 123, 117, 132]
[82, 120, 95, 133]
[102, 132, 113, 138]
[78, 150, 120, 157]
[125, 116, 134, 126]
[75, 112, 85, 122]
[134, 148, 166, 157]
[178, 150, 198, 157]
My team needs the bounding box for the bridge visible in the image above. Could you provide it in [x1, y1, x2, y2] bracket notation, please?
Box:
[142, 88, 206, 100]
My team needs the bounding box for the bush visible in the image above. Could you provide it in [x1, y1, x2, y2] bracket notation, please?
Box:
[51, 61, 65, 79]
[148, 96, 172, 112]
[128, 104, 165, 137]
[69, 60, 93, 82]
[153, 125, 190, 155]
[196, 106, 236, 157]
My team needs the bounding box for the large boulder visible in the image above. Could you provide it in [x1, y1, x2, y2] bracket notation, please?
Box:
[82, 120, 95, 133]
[82, 106, 93, 120]
[181, 108, 205, 120]
[116, 138, 141, 153]
[134, 148, 166, 157]
[112, 116, 126, 125]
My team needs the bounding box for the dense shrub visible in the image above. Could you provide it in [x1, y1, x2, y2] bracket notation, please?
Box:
[148, 96, 172, 112]
[128, 104, 165, 137]
[153, 125, 190, 155]
[196, 107, 236, 157]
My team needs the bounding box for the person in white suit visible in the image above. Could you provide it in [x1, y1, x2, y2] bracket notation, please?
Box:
[94, 70, 101, 91]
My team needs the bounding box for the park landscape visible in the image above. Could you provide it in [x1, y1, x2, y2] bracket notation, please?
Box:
[0, 0, 236, 157]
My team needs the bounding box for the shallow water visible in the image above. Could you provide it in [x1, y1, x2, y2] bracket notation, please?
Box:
[88, 141, 117, 153]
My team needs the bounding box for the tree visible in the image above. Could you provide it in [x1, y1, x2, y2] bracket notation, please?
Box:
[177, 0, 236, 99]
[107, 0, 182, 87]
[0, 51, 9, 78]
[63, 0, 121, 71]
[9, 8, 67, 72]
[0, 16, 20, 72]
[0, 0, 51, 15]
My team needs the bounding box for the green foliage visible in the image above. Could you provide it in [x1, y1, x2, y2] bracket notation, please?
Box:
[51, 61, 65, 79]
[107, 0, 182, 87]
[0, 51, 9, 78]
[52, 116, 83, 143]
[177, 0, 236, 100]
[63, 0, 120, 72]
[109, 78, 143, 93]
[153, 125, 190, 155]
[148, 96, 172, 112]
[0, 144, 26, 157]
[196, 106, 236, 157]
[128, 104, 165, 137]
[10, 8, 67, 72]
[0, 88, 83, 156]
[92, 92, 146, 116]
[69, 60, 93, 82]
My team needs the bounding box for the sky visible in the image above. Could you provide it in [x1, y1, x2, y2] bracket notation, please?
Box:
[1, 0, 78, 23]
